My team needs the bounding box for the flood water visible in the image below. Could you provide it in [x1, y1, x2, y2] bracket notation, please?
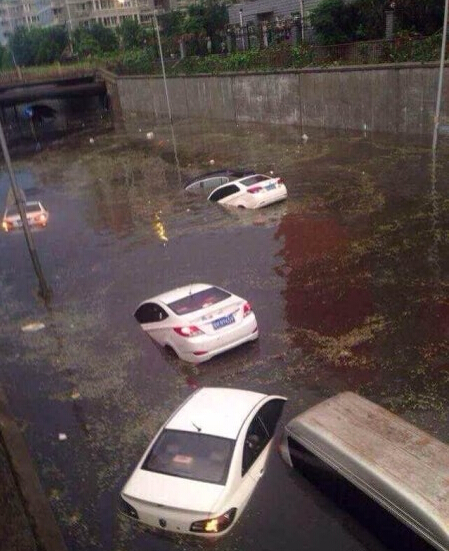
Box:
[0, 118, 447, 551]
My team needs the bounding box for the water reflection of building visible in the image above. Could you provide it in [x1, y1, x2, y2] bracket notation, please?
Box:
[275, 213, 373, 338]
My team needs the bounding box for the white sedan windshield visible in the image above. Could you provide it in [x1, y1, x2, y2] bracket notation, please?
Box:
[167, 287, 231, 315]
[142, 429, 235, 485]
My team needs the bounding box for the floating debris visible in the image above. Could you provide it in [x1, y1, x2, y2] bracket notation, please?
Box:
[146, 132, 154, 140]
[89, 137, 95, 144]
[58, 433, 67, 441]
[21, 322, 45, 332]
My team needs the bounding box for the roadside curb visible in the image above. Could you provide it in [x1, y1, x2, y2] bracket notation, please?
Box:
[0, 386, 68, 551]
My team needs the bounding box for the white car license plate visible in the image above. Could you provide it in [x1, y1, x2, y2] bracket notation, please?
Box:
[266, 183, 276, 190]
[213, 314, 235, 330]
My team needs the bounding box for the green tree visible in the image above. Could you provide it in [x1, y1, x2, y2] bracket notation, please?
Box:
[117, 18, 143, 49]
[73, 28, 102, 57]
[159, 10, 185, 38]
[310, 0, 358, 44]
[9, 27, 38, 65]
[351, 0, 389, 40]
[182, 1, 228, 53]
[394, 0, 444, 36]
[72, 23, 118, 58]
[36, 27, 69, 64]
[8, 26, 68, 66]
[0, 45, 11, 70]
[89, 22, 119, 52]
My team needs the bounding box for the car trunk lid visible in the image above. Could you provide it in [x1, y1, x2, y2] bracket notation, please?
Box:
[187, 298, 244, 335]
[123, 469, 225, 514]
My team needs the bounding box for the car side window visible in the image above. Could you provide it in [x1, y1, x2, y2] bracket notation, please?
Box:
[241, 416, 269, 476]
[257, 400, 285, 439]
[134, 303, 168, 324]
[209, 184, 240, 202]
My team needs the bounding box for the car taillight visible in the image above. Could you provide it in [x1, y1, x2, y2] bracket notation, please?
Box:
[243, 302, 252, 317]
[2, 220, 11, 232]
[247, 186, 262, 194]
[38, 214, 47, 222]
[190, 508, 237, 533]
[119, 496, 139, 520]
[173, 326, 204, 337]
[276, 177, 285, 184]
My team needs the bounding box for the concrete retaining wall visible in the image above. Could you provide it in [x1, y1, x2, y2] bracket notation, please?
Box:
[113, 63, 449, 135]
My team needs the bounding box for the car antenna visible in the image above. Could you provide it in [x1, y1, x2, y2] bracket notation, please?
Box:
[191, 421, 202, 432]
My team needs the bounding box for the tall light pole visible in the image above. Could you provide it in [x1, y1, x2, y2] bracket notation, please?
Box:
[299, 0, 305, 42]
[432, 0, 449, 152]
[153, 12, 182, 186]
[0, 121, 51, 300]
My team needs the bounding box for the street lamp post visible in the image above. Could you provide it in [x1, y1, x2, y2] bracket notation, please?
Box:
[298, 0, 305, 42]
[433, 0, 449, 152]
[153, 12, 182, 186]
[0, 121, 51, 300]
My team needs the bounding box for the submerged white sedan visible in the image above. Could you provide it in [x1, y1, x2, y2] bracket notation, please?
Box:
[134, 284, 258, 363]
[2, 201, 48, 232]
[208, 173, 287, 209]
[120, 387, 287, 537]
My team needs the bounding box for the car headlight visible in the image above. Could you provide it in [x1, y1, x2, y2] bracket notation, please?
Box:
[119, 496, 139, 520]
[190, 508, 237, 533]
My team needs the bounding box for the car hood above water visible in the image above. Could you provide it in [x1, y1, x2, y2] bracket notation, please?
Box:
[123, 468, 226, 514]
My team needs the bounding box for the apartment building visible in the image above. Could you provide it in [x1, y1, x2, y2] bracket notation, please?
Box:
[0, 0, 178, 44]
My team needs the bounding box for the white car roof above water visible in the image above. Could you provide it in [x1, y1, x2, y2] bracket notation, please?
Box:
[166, 387, 267, 440]
[148, 283, 216, 306]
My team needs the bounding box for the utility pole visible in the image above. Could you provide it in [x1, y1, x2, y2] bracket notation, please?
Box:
[0, 121, 51, 300]
[433, 0, 449, 152]
[153, 12, 182, 187]
[299, 0, 305, 42]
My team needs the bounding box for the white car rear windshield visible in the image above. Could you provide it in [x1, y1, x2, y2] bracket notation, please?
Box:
[6, 204, 41, 216]
[167, 287, 231, 315]
[142, 429, 234, 485]
[241, 175, 270, 187]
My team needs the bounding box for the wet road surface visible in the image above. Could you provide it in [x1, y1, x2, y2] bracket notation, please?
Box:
[0, 120, 447, 551]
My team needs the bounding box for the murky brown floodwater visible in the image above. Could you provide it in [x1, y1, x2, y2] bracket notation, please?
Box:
[0, 118, 447, 551]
